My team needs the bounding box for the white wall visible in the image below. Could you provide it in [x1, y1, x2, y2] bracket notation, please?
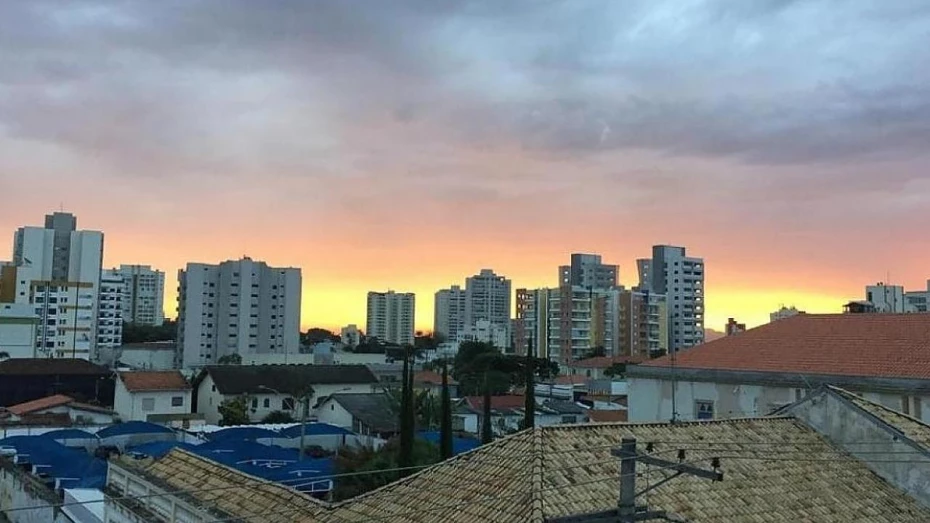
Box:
[0, 465, 72, 523]
[628, 376, 930, 422]
[114, 378, 192, 422]
[118, 348, 176, 370]
[331, 352, 387, 365]
[315, 399, 356, 431]
[0, 303, 37, 359]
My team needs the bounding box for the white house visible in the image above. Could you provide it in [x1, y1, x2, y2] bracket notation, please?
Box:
[315, 393, 398, 438]
[114, 371, 193, 422]
[457, 395, 588, 437]
[627, 313, 930, 422]
[193, 364, 379, 425]
[1, 394, 116, 426]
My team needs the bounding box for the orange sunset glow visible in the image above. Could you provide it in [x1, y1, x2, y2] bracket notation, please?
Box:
[3, 2, 930, 336]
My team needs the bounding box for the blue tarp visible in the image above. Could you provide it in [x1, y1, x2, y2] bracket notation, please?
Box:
[40, 429, 98, 440]
[418, 431, 481, 456]
[0, 436, 107, 489]
[208, 427, 281, 442]
[279, 423, 353, 438]
[97, 421, 174, 438]
[128, 441, 200, 459]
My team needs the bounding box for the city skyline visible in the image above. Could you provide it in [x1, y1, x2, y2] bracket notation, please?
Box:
[3, 2, 930, 333]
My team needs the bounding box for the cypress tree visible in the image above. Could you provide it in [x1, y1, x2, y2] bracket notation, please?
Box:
[398, 346, 414, 475]
[481, 373, 493, 444]
[440, 359, 453, 460]
[523, 337, 536, 430]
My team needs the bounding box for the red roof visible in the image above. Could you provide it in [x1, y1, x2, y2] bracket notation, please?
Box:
[642, 313, 930, 379]
[587, 410, 628, 422]
[570, 356, 642, 369]
[413, 370, 458, 386]
[119, 371, 190, 392]
[7, 394, 74, 416]
[553, 375, 588, 386]
[464, 394, 526, 411]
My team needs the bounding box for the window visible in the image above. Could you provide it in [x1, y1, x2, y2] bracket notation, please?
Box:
[252, 398, 258, 409]
[142, 398, 155, 412]
[915, 397, 923, 420]
[172, 396, 184, 407]
[695, 400, 714, 420]
[263, 398, 270, 408]
[282, 398, 295, 411]
[903, 396, 911, 415]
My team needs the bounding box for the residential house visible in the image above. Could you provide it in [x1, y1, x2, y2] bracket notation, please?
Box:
[193, 364, 379, 424]
[315, 393, 398, 438]
[103, 383, 930, 522]
[626, 313, 930, 422]
[114, 371, 193, 424]
[0, 358, 114, 407]
[0, 394, 116, 427]
[412, 370, 458, 397]
[457, 395, 588, 436]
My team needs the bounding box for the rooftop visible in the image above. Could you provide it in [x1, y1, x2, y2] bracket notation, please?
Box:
[569, 355, 641, 369]
[119, 370, 190, 392]
[0, 358, 110, 376]
[198, 364, 378, 395]
[641, 313, 930, 379]
[413, 370, 458, 386]
[325, 393, 398, 433]
[6, 394, 74, 416]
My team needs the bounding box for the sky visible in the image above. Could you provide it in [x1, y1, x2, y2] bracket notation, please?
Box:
[2, 0, 930, 333]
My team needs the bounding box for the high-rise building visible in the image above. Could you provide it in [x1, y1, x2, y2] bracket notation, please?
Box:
[366, 291, 415, 346]
[6, 212, 104, 360]
[638, 245, 704, 352]
[433, 285, 466, 340]
[340, 324, 361, 348]
[114, 264, 165, 326]
[514, 286, 621, 363]
[559, 253, 619, 289]
[97, 269, 124, 350]
[465, 269, 511, 328]
[177, 257, 301, 368]
[618, 289, 668, 360]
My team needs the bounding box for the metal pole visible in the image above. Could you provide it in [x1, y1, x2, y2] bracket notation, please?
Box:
[619, 436, 637, 522]
[299, 395, 307, 461]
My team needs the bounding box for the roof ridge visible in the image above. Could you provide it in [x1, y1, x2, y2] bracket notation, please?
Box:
[528, 426, 545, 522]
[827, 385, 930, 431]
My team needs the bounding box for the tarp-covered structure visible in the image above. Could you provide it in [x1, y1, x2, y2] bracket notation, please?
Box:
[0, 435, 107, 489]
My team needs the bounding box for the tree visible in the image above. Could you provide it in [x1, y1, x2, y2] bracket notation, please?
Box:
[218, 396, 250, 426]
[122, 319, 178, 344]
[440, 360, 453, 460]
[333, 438, 439, 500]
[481, 375, 493, 444]
[415, 331, 446, 352]
[604, 362, 627, 378]
[217, 353, 242, 365]
[453, 341, 558, 396]
[304, 328, 339, 345]
[398, 346, 415, 476]
[261, 411, 295, 424]
[585, 346, 607, 359]
[0, 351, 9, 360]
[522, 339, 535, 430]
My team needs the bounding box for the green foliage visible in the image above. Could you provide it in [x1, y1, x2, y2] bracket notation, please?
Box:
[122, 320, 177, 344]
[303, 328, 339, 345]
[398, 346, 415, 475]
[414, 331, 445, 352]
[521, 344, 536, 430]
[453, 341, 559, 396]
[217, 353, 242, 365]
[261, 411, 295, 424]
[604, 362, 627, 378]
[440, 361, 453, 460]
[585, 346, 607, 359]
[333, 438, 440, 500]
[218, 396, 250, 426]
[481, 382, 493, 444]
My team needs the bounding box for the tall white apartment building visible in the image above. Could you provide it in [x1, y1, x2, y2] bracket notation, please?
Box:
[465, 269, 511, 331]
[433, 285, 466, 340]
[366, 291, 415, 346]
[177, 257, 301, 368]
[114, 264, 165, 326]
[638, 245, 704, 352]
[97, 269, 124, 350]
[559, 253, 619, 289]
[906, 281, 930, 312]
[6, 212, 104, 360]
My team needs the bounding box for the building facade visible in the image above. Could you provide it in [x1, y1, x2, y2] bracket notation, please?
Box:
[514, 286, 621, 363]
[7, 212, 104, 360]
[114, 264, 165, 326]
[638, 245, 704, 352]
[340, 324, 361, 348]
[559, 253, 619, 289]
[770, 305, 803, 322]
[0, 303, 39, 359]
[366, 291, 415, 346]
[455, 319, 510, 350]
[906, 281, 930, 312]
[866, 282, 907, 313]
[464, 269, 511, 329]
[177, 257, 301, 369]
[617, 289, 668, 359]
[97, 269, 124, 351]
[433, 285, 466, 340]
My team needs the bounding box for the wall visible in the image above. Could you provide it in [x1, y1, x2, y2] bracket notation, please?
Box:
[117, 348, 176, 371]
[315, 400, 355, 431]
[114, 378, 192, 422]
[106, 463, 210, 522]
[0, 459, 70, 523]
[788, 391, 930, 508]
[628, 376, 930, 423]
[0, 303, 38, 359]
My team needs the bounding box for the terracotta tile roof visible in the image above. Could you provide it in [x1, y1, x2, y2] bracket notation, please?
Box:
[826, 386, 930, 449]
[198, 364, 378, 395]
[641, 313, 930, 379]
[119, 371, 190, 392]
[586, 410, 628, 422]
[553, 374, 588, 386]
[0, 358, 110, 376]
[413, 370, 458, 386]
[7, 394, 74, 415]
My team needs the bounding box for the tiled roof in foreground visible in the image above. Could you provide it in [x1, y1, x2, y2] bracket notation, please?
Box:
[138, 417, 930, 522]
[826, 386, 930, 449]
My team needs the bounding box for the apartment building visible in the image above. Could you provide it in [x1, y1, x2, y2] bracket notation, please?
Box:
[177, 257, 301, 369]
[514, 286, 621, 363]
[4, 212, 104, 360]
[465, 269, 512, 328]
[866, 283, 907, 313]
[433, 285, 466, 340]
[906, 281, 930, 312]
[97, 269, 124, 350]
[366, 291, 415, 346]
[617, 289, 668, 360]
[637, 245, 704, 352]
[114, 264, 165, 326]
[559, 253, 619, 289]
